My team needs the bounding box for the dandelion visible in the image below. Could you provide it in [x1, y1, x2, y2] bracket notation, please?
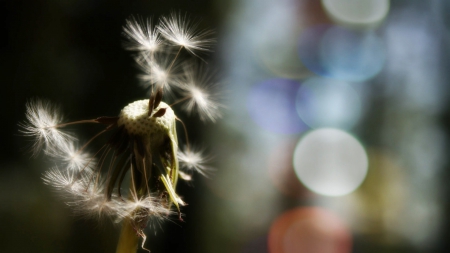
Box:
[21, 13, 220, 253]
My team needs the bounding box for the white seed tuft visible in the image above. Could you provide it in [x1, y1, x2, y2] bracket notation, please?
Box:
[177, 64, 223, 122]
[157, 12, 215, 56]
[19, 99, 74, 156]
[136, 53, 181, 94]
[178, 147, 210, 177]
[45, 139, 94, 172]
[123, 16, 161, 53]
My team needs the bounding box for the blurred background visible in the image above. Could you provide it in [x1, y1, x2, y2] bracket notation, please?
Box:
[2, 0, 450, 252]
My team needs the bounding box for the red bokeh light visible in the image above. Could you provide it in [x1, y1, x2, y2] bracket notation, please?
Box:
[268, 207, 352, 253]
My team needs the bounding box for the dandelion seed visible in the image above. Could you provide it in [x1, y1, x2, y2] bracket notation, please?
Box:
[123, 16, 161, 53]
[178, 147, 210, 177]
[45, 139, 94, 172]
[69, 180, 113, 219]
[177, 64, 223, 122]
[42, 167, 76, 190]
[19, 99, 73, 156]
[136, 52, 180, 93]
[157, 12, 215, 56]
[42, 167, 105, 217]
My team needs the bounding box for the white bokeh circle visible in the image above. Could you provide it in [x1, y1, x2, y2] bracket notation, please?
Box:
[321, 0, 390, 28]
[293, 128, 368, 196]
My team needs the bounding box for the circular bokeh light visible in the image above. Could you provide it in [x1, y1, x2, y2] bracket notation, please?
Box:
[268, 207, 352, 253]
[320, 26, 385, 82]
[258, 29, 312, 79]
[321, 0, 390, 28]
[247, 79, 307, 134]
[298, 24, 333, 77]
[296, 77, 362, 129]
[293, 128, 368, 196]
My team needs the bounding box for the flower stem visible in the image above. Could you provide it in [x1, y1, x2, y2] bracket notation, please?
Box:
[116, 219, 139, 253]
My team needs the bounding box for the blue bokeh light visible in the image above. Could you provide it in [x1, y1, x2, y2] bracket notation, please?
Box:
[247, 79, 307, 134]
[298, 24, 332, 77]
[320, 26, 386, 82]
[296, 77, 362, 129]
[299, 25, 386, 82]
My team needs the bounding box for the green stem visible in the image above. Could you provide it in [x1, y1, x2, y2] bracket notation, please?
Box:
[116, 219, 139, 253]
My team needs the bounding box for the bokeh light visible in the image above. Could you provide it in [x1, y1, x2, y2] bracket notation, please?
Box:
[321, 0, 390, 29]
[257, 35, 312, 79]
[298, 24, 385, 81]
[296, 77, 362, 129]
[320, 26, 386, 82]
[293, 128, 368, 196]
[298, 24, 332, 77]
[255, 3, 311, 80]
[268, 207, 352, 253]
[247, 79, 307, 134]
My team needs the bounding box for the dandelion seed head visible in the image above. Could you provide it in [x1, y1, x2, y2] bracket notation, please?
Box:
[118, 100, 175, 138]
